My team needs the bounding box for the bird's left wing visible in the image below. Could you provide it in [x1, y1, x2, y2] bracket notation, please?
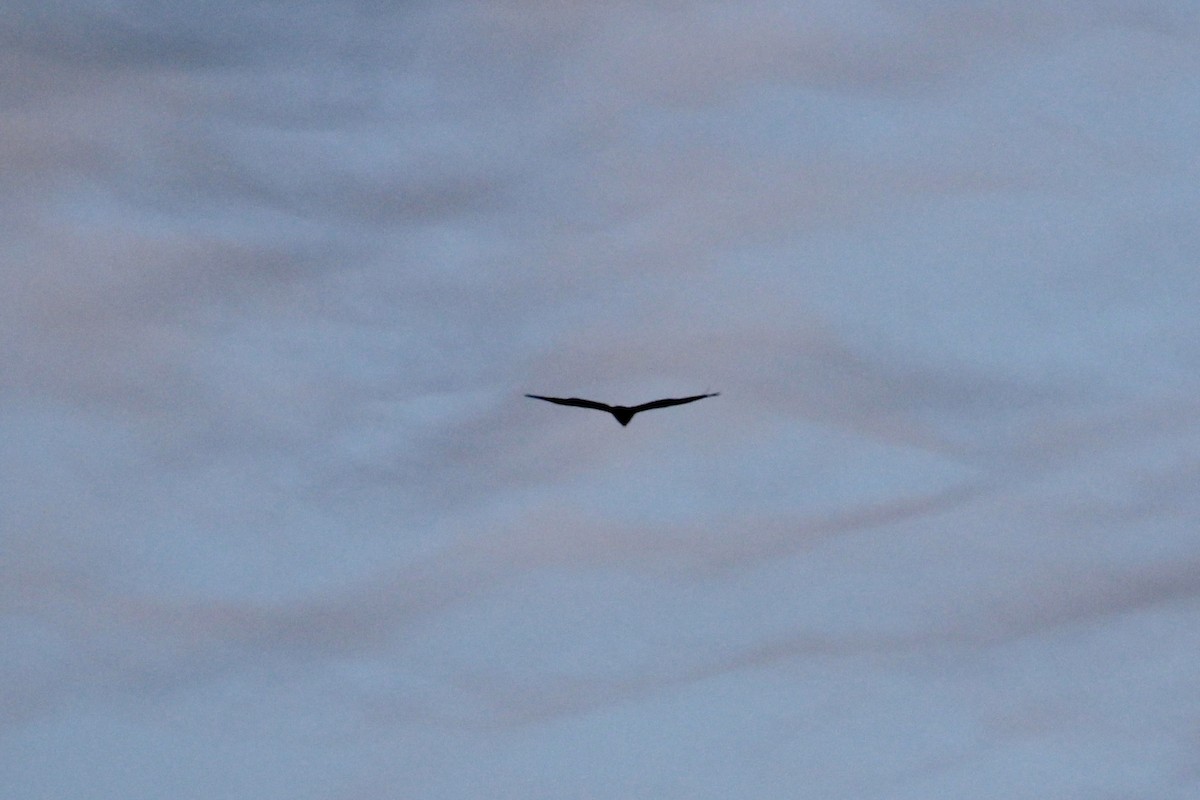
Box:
[524, 394, 615, 412]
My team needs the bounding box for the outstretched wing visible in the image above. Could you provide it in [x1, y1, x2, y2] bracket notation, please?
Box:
[525, 394, 615, 412]
[629, 393, 720, 413]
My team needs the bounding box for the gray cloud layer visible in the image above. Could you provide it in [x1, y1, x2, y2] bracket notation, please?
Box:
[4, 2, 1200, 798]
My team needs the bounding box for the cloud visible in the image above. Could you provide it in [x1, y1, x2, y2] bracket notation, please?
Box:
[4, 2, 1200, 798]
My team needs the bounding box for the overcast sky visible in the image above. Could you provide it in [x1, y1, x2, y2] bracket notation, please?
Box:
[4, 2, 1200, 798]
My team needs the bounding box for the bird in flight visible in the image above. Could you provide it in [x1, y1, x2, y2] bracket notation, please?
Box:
[524, 392, 719, 426]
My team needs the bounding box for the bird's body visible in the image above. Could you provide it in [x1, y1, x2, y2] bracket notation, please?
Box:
[524, 392, 718, 426]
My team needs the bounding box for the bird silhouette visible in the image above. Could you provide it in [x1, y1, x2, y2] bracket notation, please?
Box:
[524, 392, 719, 426]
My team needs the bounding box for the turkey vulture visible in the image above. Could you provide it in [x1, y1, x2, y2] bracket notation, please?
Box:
[524, 392, 719, 426]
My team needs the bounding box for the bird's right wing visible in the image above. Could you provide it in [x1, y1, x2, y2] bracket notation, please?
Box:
[524, 394, 615, 412]
[629, 393, 719, 413]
